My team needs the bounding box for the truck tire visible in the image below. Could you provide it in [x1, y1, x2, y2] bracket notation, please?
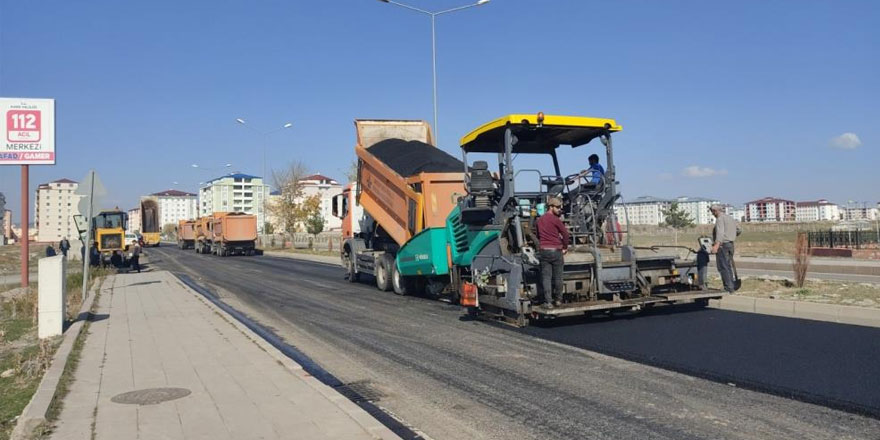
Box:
[346, 256, 359, 283]
[376, 254, 393, 292]
[392, 263, 415, 296]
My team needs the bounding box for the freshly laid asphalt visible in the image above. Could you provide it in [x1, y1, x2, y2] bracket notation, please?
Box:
[149, 246, 880, 440]
[522, 306, 880, 416]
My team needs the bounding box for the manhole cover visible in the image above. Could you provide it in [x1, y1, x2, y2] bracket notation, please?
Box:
[111, 387, 191, 405]
[334, 381, 385, 402]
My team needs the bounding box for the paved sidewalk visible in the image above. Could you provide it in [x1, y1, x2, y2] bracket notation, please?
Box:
[50, 271, 400, 440]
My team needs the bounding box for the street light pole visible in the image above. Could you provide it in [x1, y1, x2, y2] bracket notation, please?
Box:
[378, 0, 490, 145]
[234, 119, 292, 232]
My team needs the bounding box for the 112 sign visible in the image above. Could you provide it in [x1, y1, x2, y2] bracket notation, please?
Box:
[6, 110, 41, 142]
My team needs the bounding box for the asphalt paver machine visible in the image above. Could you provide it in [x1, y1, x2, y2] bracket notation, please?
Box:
[448, 113, 724, 326]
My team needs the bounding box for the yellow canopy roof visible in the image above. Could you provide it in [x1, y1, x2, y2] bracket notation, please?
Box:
[459, 114, 622, 154]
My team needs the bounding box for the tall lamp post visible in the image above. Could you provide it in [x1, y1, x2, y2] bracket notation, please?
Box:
[377, 0, 490, 145]
[234, 119, 292, 232]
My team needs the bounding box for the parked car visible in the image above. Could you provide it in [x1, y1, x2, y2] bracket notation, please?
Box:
[124, 232, 138, 251]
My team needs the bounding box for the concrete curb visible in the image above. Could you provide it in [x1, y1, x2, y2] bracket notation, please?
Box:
[735, 260, 880, 276]
[11, 280, 102, 440]
[168, 271, 402, 440]
[709, 295, 880, 328]
[262, 249, 342, 267]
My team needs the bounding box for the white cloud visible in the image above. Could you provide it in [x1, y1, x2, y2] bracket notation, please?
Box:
[830, 132, 862, 150]
[681, 165, 728, 178]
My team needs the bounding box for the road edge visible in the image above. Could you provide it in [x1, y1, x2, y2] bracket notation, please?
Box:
[710, 295, 880, 328]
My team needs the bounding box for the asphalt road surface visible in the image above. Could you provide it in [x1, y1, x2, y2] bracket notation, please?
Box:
[149, 246, 880, 440]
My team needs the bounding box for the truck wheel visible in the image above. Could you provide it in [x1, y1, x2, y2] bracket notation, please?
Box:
[346, 256, 359, 283]
[376, 254, 393, 292]
[392, 264, 411, 296]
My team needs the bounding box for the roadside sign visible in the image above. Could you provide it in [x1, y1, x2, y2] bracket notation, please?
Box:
[75, 170, 106, 213]
[0, 97, 56, 165]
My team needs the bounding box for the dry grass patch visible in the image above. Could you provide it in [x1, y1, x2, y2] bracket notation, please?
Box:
[718, 276, 880, 309]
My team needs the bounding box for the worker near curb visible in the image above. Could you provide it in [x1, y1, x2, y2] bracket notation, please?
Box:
[130, 239, 142, 273]
[536, 197, 569, 308]
[710, 204, 739, 293]
[59, 237, 70, 258]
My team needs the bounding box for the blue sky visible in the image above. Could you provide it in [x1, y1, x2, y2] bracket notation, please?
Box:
[1, 0, 878, 219]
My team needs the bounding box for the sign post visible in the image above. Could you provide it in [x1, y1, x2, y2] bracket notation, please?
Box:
[74, 171, 105, 300]
[1, 97, 56, 288]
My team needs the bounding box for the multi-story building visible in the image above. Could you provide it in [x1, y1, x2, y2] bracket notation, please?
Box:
[199, 173, 270, 233]
[298, 174, 343, 231]
[615, 196, 722, 226]
[796, 200, 840, 222]
[745, 197, 796, 222]
[842, 206, 879, 221]
[675, 196, 721, 225]
[615, 196, 670, 225]
[127, 208, 141, 234]
[726, 206, 746, 222]
[151, 189, 198, 227]
[35, 178, 83, 243]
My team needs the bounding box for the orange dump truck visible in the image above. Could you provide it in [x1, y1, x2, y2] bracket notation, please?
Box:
[194, 216, 213, 254]
[335, 119, 465, 295]
[209, 212, 258, 256]
[177, 220, 196, 249]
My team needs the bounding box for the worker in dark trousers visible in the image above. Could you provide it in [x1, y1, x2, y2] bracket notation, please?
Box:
[130, 239, 142, 273]
[536, 197, 569, 308]
[59, 237, 70, 258]
[710, 204, 739, 293]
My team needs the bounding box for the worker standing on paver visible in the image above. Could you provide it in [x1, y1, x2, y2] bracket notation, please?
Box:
[536, 197, 569, 308]
[710, 204, 739, 293]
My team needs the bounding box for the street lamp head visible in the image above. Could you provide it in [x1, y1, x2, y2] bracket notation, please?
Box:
[283, 122, 293, 128]
[377, 0, 390, 3]
[235, 118, 246, 124]
[224, 163, 232, 167]
[191, 164, 199, 168]
[476, 0, 489, 4]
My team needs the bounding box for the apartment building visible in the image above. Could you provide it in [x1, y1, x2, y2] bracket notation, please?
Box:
[199, 173, 270, 233]
[35, 178, 83, 243]
[614, 196, 670, 225]
[127, 208, 141, 234]
[727, 206, 746, 222]
[675, 196, 721, 225]
[842, 206, 879, 221]
[745, 197, 796, 222]
[796, 200, 840, 222]
[151, 189, 198, 227]
[615, 196, 722, 226]
[298, 174, 343, 231]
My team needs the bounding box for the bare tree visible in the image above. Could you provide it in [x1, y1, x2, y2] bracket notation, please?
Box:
[268, 161, 317, 236]
[343, 159, 359, 183]
[793, 232, 811, 288]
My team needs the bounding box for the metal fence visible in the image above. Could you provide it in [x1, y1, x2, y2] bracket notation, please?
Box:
[807, 229, 880, 249]
[258, 232, 344, 251]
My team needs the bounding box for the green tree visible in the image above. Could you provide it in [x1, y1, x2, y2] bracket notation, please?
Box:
[268, 161, 321, 236]
[162, 223, 177, 240]
[662, 202, 695, 229]
[305, 211, 325, 249]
